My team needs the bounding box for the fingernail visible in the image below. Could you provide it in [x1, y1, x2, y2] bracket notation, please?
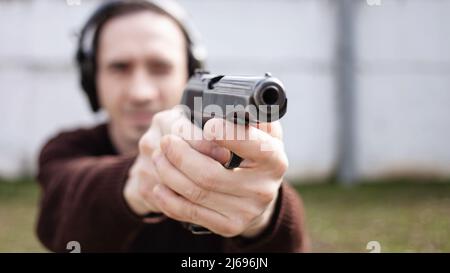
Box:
[203, 121, 217, 141]
[203, 130, 215, 141]
[211, 146, 229, 161]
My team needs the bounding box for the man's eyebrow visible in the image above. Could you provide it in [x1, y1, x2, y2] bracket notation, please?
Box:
[101, 56, 175, 69]
[147, 57, 174, 66]
[104, 60, 131, 69]
[104, 57, 131, 64]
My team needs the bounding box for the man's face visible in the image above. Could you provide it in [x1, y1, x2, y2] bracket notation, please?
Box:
[97, 11, 188, 146]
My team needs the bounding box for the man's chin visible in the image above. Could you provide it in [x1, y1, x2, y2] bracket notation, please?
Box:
[129, 123, 151, 140]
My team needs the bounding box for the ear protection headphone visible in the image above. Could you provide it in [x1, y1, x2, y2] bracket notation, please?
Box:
[75, 0, 206, 112]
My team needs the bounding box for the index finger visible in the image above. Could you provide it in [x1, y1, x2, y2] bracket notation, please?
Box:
[157, 106, 230, 164]
[203, 118, 286, 165]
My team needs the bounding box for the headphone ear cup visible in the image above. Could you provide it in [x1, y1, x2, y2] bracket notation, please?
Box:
[78, 51, 99, 112]
[187, 48, 202, 77]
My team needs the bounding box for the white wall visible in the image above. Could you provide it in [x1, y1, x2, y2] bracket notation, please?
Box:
[355, 0, 450, 178]
[0, 0, 449, 181]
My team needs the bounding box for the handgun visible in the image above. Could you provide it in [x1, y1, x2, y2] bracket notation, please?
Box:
[179, 70, 288, 234]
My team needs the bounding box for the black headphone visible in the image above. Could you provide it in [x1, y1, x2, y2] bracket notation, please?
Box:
[76, 0, 206, 112]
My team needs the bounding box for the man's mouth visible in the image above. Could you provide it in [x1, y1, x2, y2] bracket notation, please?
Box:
[127, 111, 154, 126]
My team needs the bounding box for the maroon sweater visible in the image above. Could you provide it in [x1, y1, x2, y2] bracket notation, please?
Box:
[36, 123, 309, 252]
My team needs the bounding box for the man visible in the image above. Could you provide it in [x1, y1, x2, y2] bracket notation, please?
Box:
[36, 0, 309, 252]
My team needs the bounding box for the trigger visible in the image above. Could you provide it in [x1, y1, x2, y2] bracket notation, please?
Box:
[224, 152, 244, 169]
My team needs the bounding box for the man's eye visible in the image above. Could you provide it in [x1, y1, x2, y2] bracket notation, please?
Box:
[148, 63, 172, 75]
[109, 63, 130, 73]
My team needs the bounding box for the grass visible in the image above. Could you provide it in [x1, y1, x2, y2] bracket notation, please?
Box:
[295, 180, 450, 252]
[0, 177, 449, 252]
[0, 178, 46, 252]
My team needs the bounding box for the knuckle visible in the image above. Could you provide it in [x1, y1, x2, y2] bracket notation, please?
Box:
[187, 187, 209, 204]
[260, 150, 274, 161]
[153, 110, 172, 130]
[187, 203, 199, 223]
[196, 140, 211, 154]
[237, 214, 253, 230]
[259, 154, 272, 166]
[220, 222, 241, 238]
[161, 201, 180, 220]
[163, 207, 177, 220]
[152, 111, 165, 124]
[232, 218, 246, 236]
[136, 165, 152, 179]
[196, 171, 218, 190]
[271, 152, 289, 178]
[137, 181, 151, 200]
[138, 136, 152, 155]
[164, 137, 184, 167]
[240, 205, 261, 224]
[255, 187, 277, 204]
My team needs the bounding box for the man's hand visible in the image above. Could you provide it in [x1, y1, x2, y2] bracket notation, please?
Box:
[150, 118, 288, 238]
[123, 107, 229, 217]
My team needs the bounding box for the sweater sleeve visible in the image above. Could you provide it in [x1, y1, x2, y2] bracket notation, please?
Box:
[222, 182, 310, 253]
[35, 129, 164, 252]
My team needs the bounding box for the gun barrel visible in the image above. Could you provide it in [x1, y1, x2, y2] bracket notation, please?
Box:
[256, 85, 282, 105]
[180, 71, 287, 125]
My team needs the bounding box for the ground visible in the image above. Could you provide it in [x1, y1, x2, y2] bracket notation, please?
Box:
[0, 177, 449, 252]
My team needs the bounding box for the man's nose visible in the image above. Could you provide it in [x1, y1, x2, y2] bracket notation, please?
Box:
[128, 69, 159, 103]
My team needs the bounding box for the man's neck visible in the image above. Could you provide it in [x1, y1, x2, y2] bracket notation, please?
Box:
[108, 122, 138, 155]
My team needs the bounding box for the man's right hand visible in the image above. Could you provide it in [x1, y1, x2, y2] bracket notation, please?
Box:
[123, 106, 230, 217]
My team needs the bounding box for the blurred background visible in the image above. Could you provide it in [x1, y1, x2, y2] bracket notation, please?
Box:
[0, 0, 449, 252]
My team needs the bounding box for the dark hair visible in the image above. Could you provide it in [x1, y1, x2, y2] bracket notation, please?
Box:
[92, 2, 192, 66]
[76, 0, 203, 112]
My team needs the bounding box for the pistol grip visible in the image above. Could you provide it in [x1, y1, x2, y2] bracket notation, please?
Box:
[183, 222, 213, 235]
